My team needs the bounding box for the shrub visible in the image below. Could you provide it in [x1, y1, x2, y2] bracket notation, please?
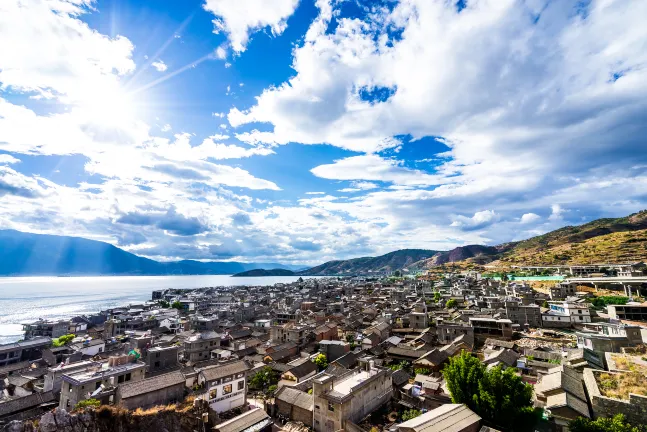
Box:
[74, 398, 101, 411]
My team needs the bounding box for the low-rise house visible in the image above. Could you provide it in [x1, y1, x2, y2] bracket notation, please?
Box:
[413, 349, 450, 372]
[69, 339, 105, 357]
[394, 404, 481, 432]
[213, 408, 272, 432]
[312, 359, 392, 432]
[282, 360, 317, 383]
[146, 345, 179, 375]
[59, 357, 147, 410]
[0, 391, 56, 424]
[43, 360, 100, 394]
[115, 370, 185, 409]
[542, 302, 591, 328]
[275, 386, 313, 427]
[534, 366, 590, 431]
[468, 318, 513, 340]
[183, 332, 220, 363]
[319, 340, 350, 362]
[0, 338, 51, 368]
[197, 360, 249, 413]
[607, 303, 647, 321]
[22, 320, 69, 340]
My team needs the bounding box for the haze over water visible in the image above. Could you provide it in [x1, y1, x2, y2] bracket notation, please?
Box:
[0, 275, 311, 344]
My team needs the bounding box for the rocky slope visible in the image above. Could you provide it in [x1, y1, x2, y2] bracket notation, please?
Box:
[2, 404, 204, 432]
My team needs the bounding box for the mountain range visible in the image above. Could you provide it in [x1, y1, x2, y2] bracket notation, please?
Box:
[0, 230, 302, 276]
[2, 210, 647, 276]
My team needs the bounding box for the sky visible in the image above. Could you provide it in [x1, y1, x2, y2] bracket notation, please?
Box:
[1, 0, 647, 266]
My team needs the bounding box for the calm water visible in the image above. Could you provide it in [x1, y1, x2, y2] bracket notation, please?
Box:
[0, 275, 312, 344]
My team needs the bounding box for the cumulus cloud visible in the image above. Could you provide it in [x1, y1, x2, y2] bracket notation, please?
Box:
[0, 154, 20, 165]
[151, 60, 168, 72]
[450, 210, 500, 231]
[520, 213, 541, 224]
[203, 0, 300, 53]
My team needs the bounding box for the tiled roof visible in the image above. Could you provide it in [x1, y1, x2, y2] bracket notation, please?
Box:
[199, 361, 250, 381]
[118, 371, 185, 399]
[216, 408, 271, 432]
[276, 387, 313, 411]
[0, 391, 54, 416]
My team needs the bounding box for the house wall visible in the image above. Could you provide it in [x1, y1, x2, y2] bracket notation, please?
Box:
[201, 374, 247, 413]
[276, 400, 313, 427]
[583, 369, 647, 426]
[117, 383, 185, 410]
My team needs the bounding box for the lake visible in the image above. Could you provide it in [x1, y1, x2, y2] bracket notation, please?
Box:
[0, 275, 315, 344]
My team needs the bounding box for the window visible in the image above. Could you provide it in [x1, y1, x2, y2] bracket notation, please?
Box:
[155, 361, 160, 368]
[209, 389, 217, 399]
[156, 353, 160, 358]
[315, 405, 320, 410]
[223, 384, 232, 394]
[328, 402, 335, 412]
[125, 373, 131, 382]
[118, 375, 125, 384]
[238, 381, 244, 390]
[95, 382, 102, 390]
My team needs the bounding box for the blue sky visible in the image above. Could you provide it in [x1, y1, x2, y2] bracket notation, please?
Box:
[1, 0, 647, 265]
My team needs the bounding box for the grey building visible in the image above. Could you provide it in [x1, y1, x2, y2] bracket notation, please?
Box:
[312, 359, 392, 432]
[22, 320, 69, 340]
[0, 338, 51, 367]
[115, 371, 185, 409]
[146, 345, 180, 375]
[183, 331, 221, 363]
[505, 301, 542, 328]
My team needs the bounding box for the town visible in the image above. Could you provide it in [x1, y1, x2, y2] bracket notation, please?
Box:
[2, 263, 647, 432]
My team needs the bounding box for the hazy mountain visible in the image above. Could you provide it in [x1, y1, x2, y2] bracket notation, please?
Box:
[0, 230, 300, 276]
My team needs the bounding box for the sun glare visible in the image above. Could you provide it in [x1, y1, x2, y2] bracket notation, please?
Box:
[77, 84, 140, 125]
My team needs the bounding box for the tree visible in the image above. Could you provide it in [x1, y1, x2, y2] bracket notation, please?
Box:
[313, 353, 328, 370]
[249, 366, 277, 390]
[346, 334, 355, 343]
[52, 334, 75, 347]
[158, 300, 170, 308]
[401, 409, 422, 421]
[442, 351, 537, 431]
[434, 292, 441, 302]
[446, 299, 458, 308]
[171, 301, 183, 310]
[569, 414, 644, 432]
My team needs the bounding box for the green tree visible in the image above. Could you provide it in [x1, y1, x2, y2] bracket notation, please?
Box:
[434, 292, 441, 302]
[249, 366, 277, 390]
[569, 414, 644, 432]
[52, 334, 75, 347]
[389, 361, 409, 372]
[74, 398, 101, 411]
[171, 301, 183, 310]
[401, 409, 422, 421]
[346, 334, 355, 343]
[158, 300, 170, 308]
[442, 351, 537, 431]
[446, 299, 458, 308]
[313, 353, 328, 370]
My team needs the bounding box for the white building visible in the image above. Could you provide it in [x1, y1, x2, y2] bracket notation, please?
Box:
[69, 339, 106, 357]
[198, 360, 250, 413]
[542, 302, 591, 328]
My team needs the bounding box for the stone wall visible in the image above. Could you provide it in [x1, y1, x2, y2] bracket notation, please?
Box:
[583, 368, 647, 426]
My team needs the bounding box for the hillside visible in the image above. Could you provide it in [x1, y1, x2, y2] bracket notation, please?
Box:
[408, 245, 500, 271]
[0, 230, 299, 276]
[495, 210, 647, 265]
[232, 268, 296, 277]
[300, 249, 437, 275]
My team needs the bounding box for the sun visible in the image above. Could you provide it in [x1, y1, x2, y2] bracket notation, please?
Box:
[76, 83, 140, 125]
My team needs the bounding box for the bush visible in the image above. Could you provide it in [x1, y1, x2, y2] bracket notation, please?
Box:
[52, 334, 75, 347]
[569, 413, 645, 432]
[446, 299, 458, 308]
[313, 353, 328, 370]
[401, 409, 421, 421]
[74, 398, 101, 411]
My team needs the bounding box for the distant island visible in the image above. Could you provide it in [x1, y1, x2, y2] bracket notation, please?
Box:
[232, 268, 296, 277]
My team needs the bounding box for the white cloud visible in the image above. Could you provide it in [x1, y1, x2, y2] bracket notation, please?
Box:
[203, 0, 300, 53]
[520, 213, 541, 224]
[450, 210, 500, 231]
[305, 192, 325, 195]
[161, 124, 172, 132]
[311, 155, 444, 186]
[0, 0, 135, 102]
[215, 45, 227, 60]
[0, 154, 20, 165]
[151, 60, 168, 72]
